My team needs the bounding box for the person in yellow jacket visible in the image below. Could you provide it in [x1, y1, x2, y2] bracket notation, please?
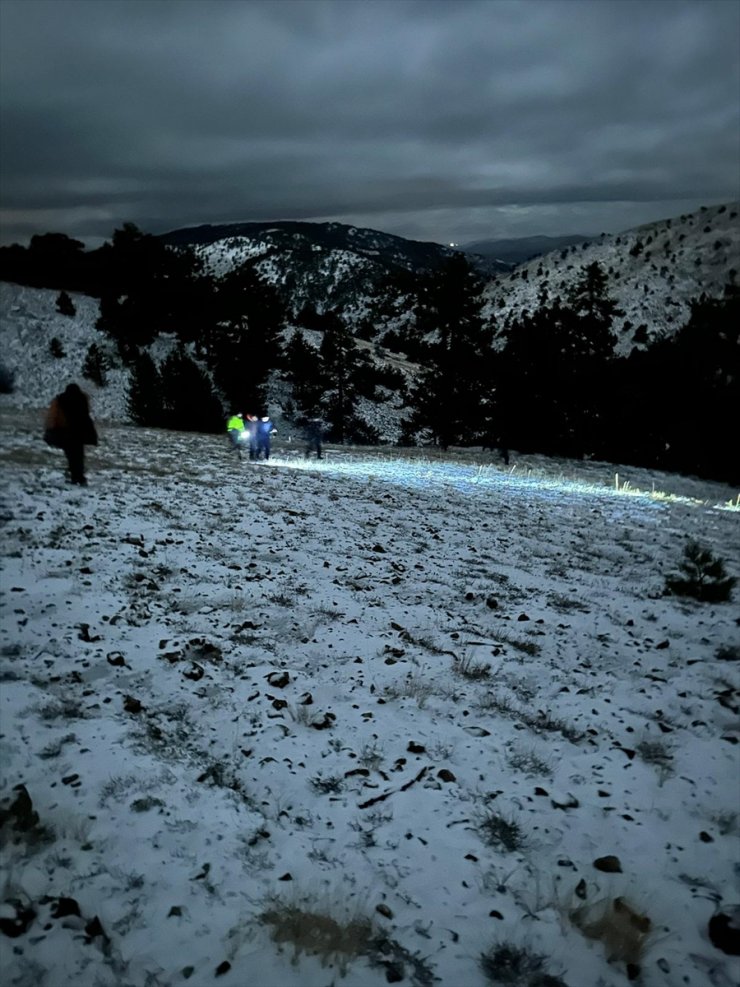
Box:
[226, 413, 246, 458]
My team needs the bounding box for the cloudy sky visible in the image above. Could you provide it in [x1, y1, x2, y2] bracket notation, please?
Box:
[1, 0, 738, 248]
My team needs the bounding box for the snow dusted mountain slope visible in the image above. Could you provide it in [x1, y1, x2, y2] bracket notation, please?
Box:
[0, 283, 131, 422]
[483, 202, 740, 354]
[0, 282, 411, 441]
[161, 221, 457, 320]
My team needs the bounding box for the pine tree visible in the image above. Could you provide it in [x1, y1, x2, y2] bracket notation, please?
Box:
[127, 351, 163, 426]
[56, 291, 76, 316]
[408, 255, 493, 448]
[160, 349, 224, 433]
[318, 311, 362, 444]
[210, 262, 285, 413]
[284, 330, 324, 415]
[81, 343, 108, 387]
[499, 264, 618, 458]
[628, 283, 740, 482]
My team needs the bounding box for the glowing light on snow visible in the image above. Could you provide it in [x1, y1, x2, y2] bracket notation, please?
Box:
[254, 453, 681, 510]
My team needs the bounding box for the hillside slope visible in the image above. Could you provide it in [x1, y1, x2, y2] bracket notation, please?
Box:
[161, 221, 456, 321]
[483, 202, 740, 354]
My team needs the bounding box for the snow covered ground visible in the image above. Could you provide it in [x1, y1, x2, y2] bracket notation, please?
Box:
[1, 411, 738, 987]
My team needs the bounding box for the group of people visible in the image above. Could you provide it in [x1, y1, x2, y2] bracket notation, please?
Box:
[42, 384, 502, 488]
[226, 413, 276, 461]
[226, 413, 326, 461]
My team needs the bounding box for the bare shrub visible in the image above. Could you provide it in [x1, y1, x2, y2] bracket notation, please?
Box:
[476, 810, 526, 853]
[453, 651, 492, 681]
[480, 942, 567, 986]
[507, 747, 552, 777]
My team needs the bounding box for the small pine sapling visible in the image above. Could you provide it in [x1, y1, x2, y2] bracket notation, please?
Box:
[664, 541, 735, 602]
[56, 291, 76, 316]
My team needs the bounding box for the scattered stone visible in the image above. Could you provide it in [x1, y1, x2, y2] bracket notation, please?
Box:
[708, 908, 740, 955]
[407, 741, 426, 754]
[106, 653, 126, 667]
[78, 624, 101, 642]
[593, 855, 622, 873]
[1, 784, 39, 832]
[437, 769, 456, 783]
[0, 900, 36, 937]
[486, 595, 498, 609]
[215, 960, 231, 976]
[51, 897, 81, 919]
[551, 792, 580, 810]
[123, 695, 143, 714]
[266, 671, 290, 688]
[462, 726, 491, 737]
[310, 712, 336, 730]
[131, 796, 165, 813]
[489, 910, 504, 919]
[517, 613, 530, 621]
[575, 879, 587, 899]
[185, 638, 223, 664]
[376, 903, 393, 919]
[183, 663, 204, 681]
[278, 872, 292, 881]
[84, 915, 107, 941]
[699, 831, 714, 843]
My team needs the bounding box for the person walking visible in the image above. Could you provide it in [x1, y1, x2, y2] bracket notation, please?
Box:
[256, 415, 276, 460]
[44, 382, 98, 486]
[245, 414, 259, 461]
[226, 413, 246, 457]
[303, 417, 325, 459]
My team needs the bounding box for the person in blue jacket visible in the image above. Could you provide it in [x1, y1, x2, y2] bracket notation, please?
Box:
[256, 415, 276, 460]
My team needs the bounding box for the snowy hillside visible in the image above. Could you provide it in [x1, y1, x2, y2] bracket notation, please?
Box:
[483, 202, 740, 355]
[0, 283, 411, 442]
[1, 412, 738, 987]
[163, 221, 457, 320]
[0, 283, 130, 423]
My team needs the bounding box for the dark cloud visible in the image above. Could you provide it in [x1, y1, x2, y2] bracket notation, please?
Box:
[1, 0, 738, 246]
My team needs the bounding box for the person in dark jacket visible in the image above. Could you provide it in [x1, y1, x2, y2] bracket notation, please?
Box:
[256, 415, 276, 460]
[303, 418, 325, 459]
[245, 414, 259, 461]
[44, 383, 98, 485]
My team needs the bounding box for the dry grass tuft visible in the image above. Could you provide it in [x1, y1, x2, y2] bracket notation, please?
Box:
[261, 903, 376, 976]
[570, 895, 652, 974]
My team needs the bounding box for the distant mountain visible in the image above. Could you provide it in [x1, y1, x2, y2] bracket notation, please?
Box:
[461, 233, 595, 272]
[482, 201, 740, 354]
[159, 220, 457, 319]
[160, 220, 456, 272]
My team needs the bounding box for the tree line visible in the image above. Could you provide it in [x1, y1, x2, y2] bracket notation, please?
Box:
[1, 224, 737, 483]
